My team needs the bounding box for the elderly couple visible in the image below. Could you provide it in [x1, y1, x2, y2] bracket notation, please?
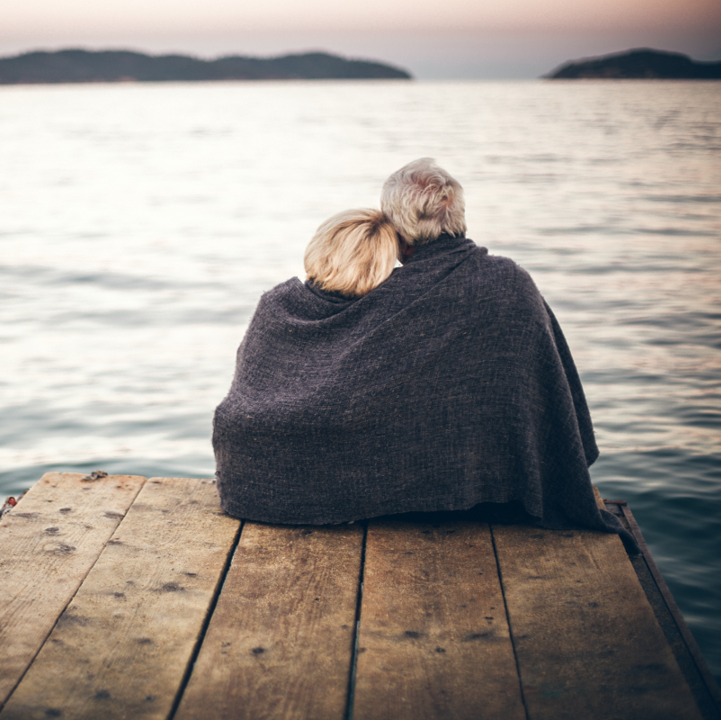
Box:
[213, 158, 634, 548]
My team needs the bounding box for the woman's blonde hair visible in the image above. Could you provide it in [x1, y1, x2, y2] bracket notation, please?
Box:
[304, 208, 399, 298]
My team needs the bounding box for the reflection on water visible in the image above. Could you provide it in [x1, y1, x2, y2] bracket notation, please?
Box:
[1, 79, 720, 679]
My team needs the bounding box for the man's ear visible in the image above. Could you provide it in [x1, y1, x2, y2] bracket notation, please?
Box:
[400, 239, 417, 263]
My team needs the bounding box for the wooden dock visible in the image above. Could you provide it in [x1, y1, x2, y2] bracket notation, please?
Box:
[1, 472, 719, 720]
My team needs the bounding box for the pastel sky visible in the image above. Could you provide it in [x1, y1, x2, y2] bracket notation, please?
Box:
[2, 0, 720, 78]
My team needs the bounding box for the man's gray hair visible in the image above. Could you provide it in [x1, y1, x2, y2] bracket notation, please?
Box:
[381, 158, 467, 246]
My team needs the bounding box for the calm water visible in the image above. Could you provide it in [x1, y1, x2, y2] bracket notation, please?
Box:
[1, 79, 720, 680]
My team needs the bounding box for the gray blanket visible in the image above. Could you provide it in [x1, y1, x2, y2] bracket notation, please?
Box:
[213, 235, 635, 549]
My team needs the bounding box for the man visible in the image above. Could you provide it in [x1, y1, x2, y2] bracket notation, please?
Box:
[213, 158, 634, 549]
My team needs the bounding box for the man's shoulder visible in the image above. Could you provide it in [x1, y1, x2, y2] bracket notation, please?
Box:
[467, 245, 536, 288]
[478, 249, 518, 272]
[455, 246, 545, 322]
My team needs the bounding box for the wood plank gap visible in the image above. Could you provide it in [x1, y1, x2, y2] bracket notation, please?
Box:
[1, 504, 140, 710]
[0, 472, 148, 711]
[344, 521, 368, 720]
[489, 523, 530, 720]
[492, 522, 701, 719]
[173, 521, 364, 720]
[167, 518, 245, 720]
[1, 476, 240, 720]
[353, 518, 525, 720]
[619, 503, 721, 714]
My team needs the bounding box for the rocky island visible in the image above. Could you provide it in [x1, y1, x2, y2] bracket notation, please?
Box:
[545, 48, 721, 80]
[0, 49, 412, 84]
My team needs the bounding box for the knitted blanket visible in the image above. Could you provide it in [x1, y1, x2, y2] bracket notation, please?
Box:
[213, 235, 635, 548]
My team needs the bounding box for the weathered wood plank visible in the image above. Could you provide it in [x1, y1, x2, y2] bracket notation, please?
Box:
[352, 518, 526, 720]
[0, 477, 240, 720]
[0, 472, 146, 710]
[174, 521, 364, 720]
[592, 485, 605, 509]
[492, 524, 703, 720]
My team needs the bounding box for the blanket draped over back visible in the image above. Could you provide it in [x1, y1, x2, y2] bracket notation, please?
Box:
[213, 236, 634, 547]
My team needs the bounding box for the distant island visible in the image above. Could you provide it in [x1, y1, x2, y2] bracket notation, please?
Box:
[545, 48, 721, 80]
[0, 49, 412, 85]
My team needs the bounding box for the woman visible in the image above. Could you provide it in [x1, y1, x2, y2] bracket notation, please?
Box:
[302, 208, 399, 300]
[213, 208, 407, 524]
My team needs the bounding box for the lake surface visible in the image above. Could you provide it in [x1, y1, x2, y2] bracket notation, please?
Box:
[1, 79, 719, 681]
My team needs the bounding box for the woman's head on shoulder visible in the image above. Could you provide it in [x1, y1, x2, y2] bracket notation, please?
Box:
[304, 208, 399, 299]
